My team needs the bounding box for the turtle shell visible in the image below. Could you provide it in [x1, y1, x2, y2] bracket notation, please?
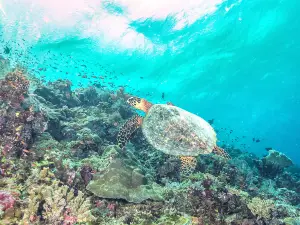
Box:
[142, 104, 217, 156]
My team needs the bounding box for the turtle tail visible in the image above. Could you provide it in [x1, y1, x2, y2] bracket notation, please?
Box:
[117, 115, 143, 149]
[213, 146, 231, 159]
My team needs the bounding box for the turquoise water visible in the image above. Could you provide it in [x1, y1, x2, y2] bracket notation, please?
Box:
[0, 0, 299, 164]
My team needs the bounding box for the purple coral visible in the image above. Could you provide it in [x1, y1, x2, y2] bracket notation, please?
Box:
[80, 165, 94, 186]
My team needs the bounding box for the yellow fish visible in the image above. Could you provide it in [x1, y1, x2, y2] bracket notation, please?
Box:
[15, 126, 22, 132]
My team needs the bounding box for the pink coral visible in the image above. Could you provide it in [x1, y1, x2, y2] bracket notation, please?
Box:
[0, 191, 15, 211]
[63, 208, 77, 225]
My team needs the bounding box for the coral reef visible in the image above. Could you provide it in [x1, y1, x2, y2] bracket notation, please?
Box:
[0, 69, 299, 225]
[0, 68, 47, 158]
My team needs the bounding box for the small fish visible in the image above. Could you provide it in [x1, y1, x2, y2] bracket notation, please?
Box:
[15, 125, 22, 132]
[162, 92, 165, 99]
[208, 119, 214, 125]
[140, 77, 144, 79]
[4, 46, 10, 54]
[265, 147, 273, 151]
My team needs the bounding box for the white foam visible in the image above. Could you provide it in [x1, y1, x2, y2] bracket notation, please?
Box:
[0, 0, 6, 16]
[0, 0, 224, 51]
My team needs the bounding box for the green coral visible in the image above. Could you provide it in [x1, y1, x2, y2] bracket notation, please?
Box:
[247, 197, 275, 219]
[227, 186, 250, 202]
[283, 217, 300, 225]
[156, 215, 199, 225]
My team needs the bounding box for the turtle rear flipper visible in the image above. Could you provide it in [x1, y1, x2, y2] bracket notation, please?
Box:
[179, 156, 197, 177]
[117, 115, 143, 149]
[213, 146, 231, 159]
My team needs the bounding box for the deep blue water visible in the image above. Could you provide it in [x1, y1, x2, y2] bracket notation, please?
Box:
[0, 0, 299, 164]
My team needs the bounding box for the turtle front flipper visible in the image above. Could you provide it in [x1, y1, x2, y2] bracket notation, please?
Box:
[117, 115, 143, 149]
[213, 146, 231, 159]
[179, 156, 197, 177]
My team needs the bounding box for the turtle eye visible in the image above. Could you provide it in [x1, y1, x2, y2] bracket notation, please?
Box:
[127, 97, 135, 106]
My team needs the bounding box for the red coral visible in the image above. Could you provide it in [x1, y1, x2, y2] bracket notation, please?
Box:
[0, 191, 15, 211]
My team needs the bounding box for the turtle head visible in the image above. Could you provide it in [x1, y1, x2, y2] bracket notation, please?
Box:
[127, 97, 153, 113]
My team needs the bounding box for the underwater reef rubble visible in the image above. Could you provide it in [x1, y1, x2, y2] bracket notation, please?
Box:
[0, 69, 299, 225]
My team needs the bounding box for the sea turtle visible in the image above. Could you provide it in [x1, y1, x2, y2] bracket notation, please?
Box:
[117, 97, 230, 176]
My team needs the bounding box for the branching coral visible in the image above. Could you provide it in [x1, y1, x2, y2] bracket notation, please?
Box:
[22, 167, 95, 225]
[247, 197, 275, 219]
[41, 182, 94, 224]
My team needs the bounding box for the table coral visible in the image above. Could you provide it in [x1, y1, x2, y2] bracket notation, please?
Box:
[264, 149, 293, 169]
[87, 156, 164, 203]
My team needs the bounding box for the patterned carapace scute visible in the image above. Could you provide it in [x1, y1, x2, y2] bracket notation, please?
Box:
[141, 104, 217, 157]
